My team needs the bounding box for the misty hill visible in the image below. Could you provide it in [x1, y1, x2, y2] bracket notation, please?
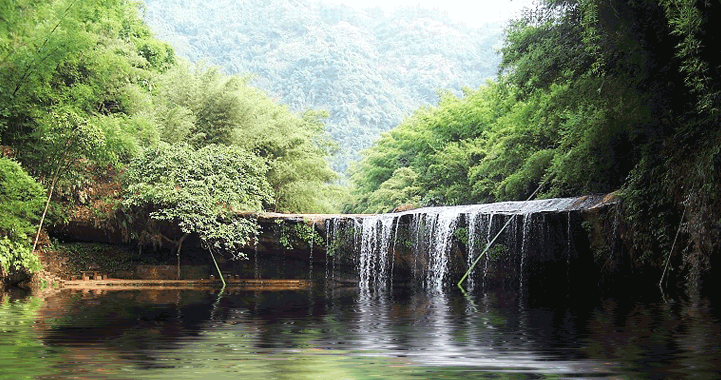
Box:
[139, 0, 504, 172]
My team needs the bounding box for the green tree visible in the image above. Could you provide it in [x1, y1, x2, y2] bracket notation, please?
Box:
[363, 167, 422, 213]
[122, 143, 273, 263]
[1, 0, 173, 251]
[499, 0, 721, 288]
[244, 108, 342, 213]
[345, 84, 507, 212]
[154, 63, 345, 213]
[1, 0, 173, 148]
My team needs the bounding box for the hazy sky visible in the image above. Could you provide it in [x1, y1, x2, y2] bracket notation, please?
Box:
[319, 0, 535, 26]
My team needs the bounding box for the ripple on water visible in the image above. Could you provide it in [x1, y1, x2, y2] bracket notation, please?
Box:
[1, 288, 720, 379]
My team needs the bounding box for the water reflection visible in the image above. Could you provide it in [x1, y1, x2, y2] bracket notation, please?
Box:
[1, 288, 719, 379]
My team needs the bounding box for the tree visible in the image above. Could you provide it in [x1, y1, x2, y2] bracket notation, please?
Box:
[122, 143, 273, 271]
[365, 167, 422, 213]
[247, 108, 342, 213]
[660, 0, 721, 115]
[1, 0, 174, 253]
[154, 63, 345, 213]
[27, 109, 105, 253]
[1, 0, 173, 148]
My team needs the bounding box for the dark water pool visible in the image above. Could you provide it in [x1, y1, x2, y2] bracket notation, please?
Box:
[1, 287, 720, 379]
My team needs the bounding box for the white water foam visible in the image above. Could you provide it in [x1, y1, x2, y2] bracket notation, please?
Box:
[339, 196, 605, 291]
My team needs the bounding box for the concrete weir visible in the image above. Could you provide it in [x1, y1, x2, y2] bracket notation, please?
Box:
[242, 194, 619, 293]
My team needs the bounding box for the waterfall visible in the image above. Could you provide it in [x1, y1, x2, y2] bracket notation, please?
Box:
[566, 211, 572, 281]
[352, 210, 460, 291]
[483, 212, 495, 288]
[390, 218, 402, 288]
[467, 211, 495, 290]
[358, 217, 376, 290]
[325, 219, 331, 284]
[326, 218, 345, 283]
[378, 216, 395, 289]
[324, 195, 609, 293]
[466, 211, 481, 290]
[421, 210, 459, 292]
[519, 213, 532, 291]
[357, 215, 397, 291]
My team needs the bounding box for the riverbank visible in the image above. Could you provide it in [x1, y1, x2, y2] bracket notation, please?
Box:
[4, 244, 318, 293]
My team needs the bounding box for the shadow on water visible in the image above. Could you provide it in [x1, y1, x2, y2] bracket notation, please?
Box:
[2, 284, 720, 379]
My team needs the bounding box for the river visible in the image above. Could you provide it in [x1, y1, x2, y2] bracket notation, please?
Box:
[1, 286, 719, 379]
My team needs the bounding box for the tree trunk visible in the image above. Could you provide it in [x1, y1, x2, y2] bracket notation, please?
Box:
[159, 232, 189, 280]
[176, 233, 189, 280]
[31, 165, 62, 254]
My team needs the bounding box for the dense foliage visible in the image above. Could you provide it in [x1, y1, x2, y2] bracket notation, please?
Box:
[123, 144, 272, 258]
[348, 0, 721, 289]
[138, 0, 504, 172]
[0, 0, 344, 274]
[153, 62, 343, 213]
[0, 158, 44, 275]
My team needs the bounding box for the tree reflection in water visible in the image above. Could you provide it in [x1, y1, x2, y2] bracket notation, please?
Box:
[1, 288, 719, 379]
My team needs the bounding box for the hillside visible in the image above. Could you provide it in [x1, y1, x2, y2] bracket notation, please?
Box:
[138, 0, 504, 172]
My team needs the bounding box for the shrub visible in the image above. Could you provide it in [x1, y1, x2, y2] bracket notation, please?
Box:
[0, 158, 45, 275]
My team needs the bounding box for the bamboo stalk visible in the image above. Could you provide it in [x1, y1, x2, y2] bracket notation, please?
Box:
[457, 182, 545, 290]
[208, 245, 226, 290]
[659, 207, 686, 289]
[31, 160, 64, 254]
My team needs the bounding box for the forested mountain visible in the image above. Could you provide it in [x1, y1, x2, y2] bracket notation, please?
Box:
[138, 0, 504, 171]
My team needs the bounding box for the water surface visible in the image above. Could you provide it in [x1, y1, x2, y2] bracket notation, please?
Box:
[1, 287, 719, 379]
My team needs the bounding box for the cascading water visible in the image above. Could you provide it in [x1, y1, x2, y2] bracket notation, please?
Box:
[466, 211, 481, 290]
[419, 210, 459, 292]
[378, 217, 395, 288]
[483, 212, 495, 288]
[519, 213, 532, 291]
[309, 233, 314, 281]
[358, 218, 376, 290]
[325, 218, 345, 283]
[357, 215, 397, 291]
[466, 211, 497, 290]
[324, 195, 609, 293]
[566, 211, 572, 281]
